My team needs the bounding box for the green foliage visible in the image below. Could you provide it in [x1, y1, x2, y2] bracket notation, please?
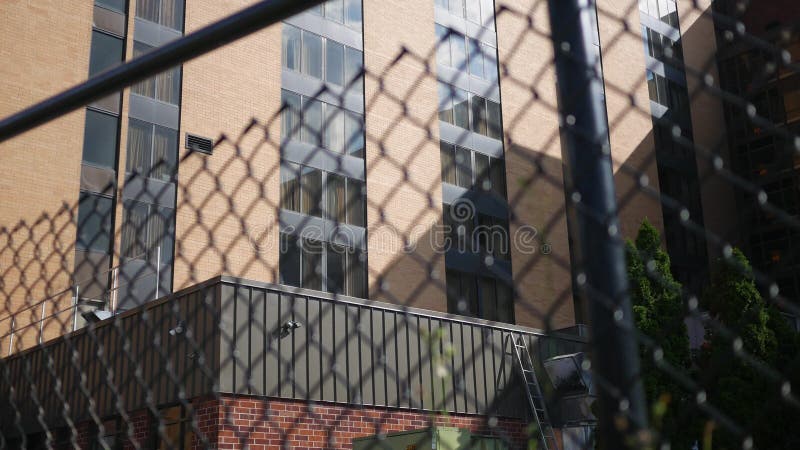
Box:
[626, 220, 696, 449]
[700, 248, 800, 449]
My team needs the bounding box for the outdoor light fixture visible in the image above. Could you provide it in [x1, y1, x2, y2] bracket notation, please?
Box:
[169, 320, 186, 336]
[276, 320, 302, 339]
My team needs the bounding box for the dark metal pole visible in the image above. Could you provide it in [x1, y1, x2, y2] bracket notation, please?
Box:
[0, 0, 326, 143]
[546, 0, 649, 448]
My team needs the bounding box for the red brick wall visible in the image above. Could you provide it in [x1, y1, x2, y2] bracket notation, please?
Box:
[210, 395, 531, 450]
[70, 395, 546, 449]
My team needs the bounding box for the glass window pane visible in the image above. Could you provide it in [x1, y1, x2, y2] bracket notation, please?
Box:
[120, 200, 149, 259]
[345, 112, 365, 158]
[131, 43, 156, 98]
[347, 178, 366, 227]
[436, 0, 449, 9]
[496, 281, 514, 323]
[309, 4, 322, 15]
[281, 162, 301, 213]
[301, 166, 323, 217]
[480, 0, 495, 29]
[471, 95, 488, 135]
[468, 38, 484, 78]
[479, 277, 497, 321]
[482, 43, 498, 81]
[347, 248, 366, 298]
[455, 146, 472, 188]
[326, 173, 346, 222]
[302, 238, 323, 290]
[487, 99, 502, 139]
[435, 25, 452, 67]
[83, 109, 119, 168]
[449, 0, 464, 17]
[466, 0, 481, 23]
[453, 87, 470, 129]
[450, 31, 467, 70]
[126, 119, 152, 176]
[345, 47, 363, 93]
[438, 82, 454, 124]
[77, 193, 113, 252]
[96, 0, 126, 12]
[280, 233, 301, 287]
[302, 98, 323, 146]
[325, 0, 344, 23]
[282, 24, 302, 71]
[326, 40, 345, 86]
[446, 269, 461, 313]
[440, 141, 456, 185]
[89, 31, 123, 77]
[281, 90, 302, 141]
[489, 157, 506, 197]
[344, 0, 362, 30]
[151, 125, 177, 181]
[474, 152, 490, 191]
[161, 0, 183, 31]
[462, 273, 479, 316]
[324, 104, 345, 153]
[136, 0, 159, 23]
[156, 66, 181, 105]
[327, 243, 346, 294]
[302, 31, 323, 79]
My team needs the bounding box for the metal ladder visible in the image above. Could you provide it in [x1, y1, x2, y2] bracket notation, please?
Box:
[511, 334, 559, 450]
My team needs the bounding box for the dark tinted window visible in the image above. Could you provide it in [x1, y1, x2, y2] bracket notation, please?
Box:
[83, 109, 119, 168]
[89, 31, 123, 77]
[77, 193, 113, 252]
[96, 0, 126, 12]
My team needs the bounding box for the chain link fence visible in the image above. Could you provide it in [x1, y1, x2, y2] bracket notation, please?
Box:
[1, 0, 799, 448]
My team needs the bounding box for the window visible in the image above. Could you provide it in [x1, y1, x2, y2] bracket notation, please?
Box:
[96, 0, 126, 12]
[300, 166, 323, 217]
[326, 40, 345, 86]
[302, 31, 324, 79]
[77, 193, 114, 252]
[477, 212, 510, 260]
[136, 0, 184, 31]
[345, 47, 364, 92]
[280, 233, 366, 297]
[126, 119, 178, 182]
[131, 43, 181, 105]
[470, 94, 488, 135]
[281, 90, 365, 157]
[83, 109, 119, 168]
[325, 0, 344, 23]
[435, 25, 452, 67]
[453, 87, 470, 129]
[449, 0, 464, 17]
[282, 24, 302, 72]
[155, 406, 193, 450]
[466, 0, 481, 23]
[479, 0, 496, 29]
[324, 104, 345, 153]
[302, 98, 323, 146]
[440, 141, 507, 195]
[344, 110, 365, 157]
[468, 38, 484, 78]
[455, 146, 472, 188]
[438, 82, 455, 124]
[446, 269, 513, 322]
[487, 99, 502, 139]
[344, 0, 363, 30]
[281, 90, 302, 141]
[281, 163, 365, 225]
[120, 200, 175, 262]
[450, 30, 467, 70]
[89, 31, 124, 77]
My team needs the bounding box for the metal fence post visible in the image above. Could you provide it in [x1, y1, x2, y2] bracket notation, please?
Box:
[546, 0, 649, 447]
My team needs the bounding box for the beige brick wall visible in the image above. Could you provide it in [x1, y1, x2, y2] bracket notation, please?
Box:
[0, 0, 93, 350]
[362, 0, 447, 312]
[174, 0, 282, 289]
[678, 0, 738, 263]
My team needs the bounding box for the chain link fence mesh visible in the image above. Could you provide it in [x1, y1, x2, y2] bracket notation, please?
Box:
[1, 0, 799, 448]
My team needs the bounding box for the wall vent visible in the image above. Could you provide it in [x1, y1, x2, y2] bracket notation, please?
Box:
[186, 133, 213, 155]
